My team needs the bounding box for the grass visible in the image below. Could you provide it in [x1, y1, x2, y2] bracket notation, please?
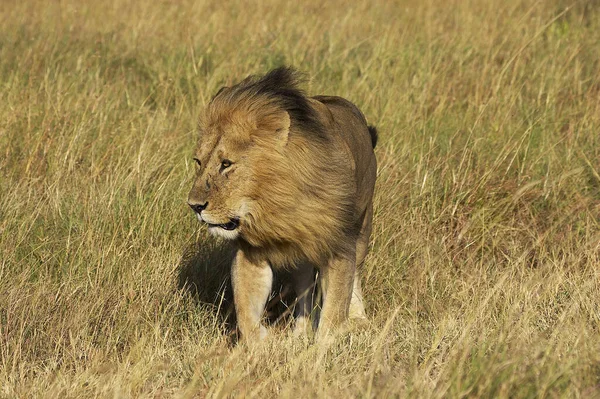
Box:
[1, 0, 599, 397]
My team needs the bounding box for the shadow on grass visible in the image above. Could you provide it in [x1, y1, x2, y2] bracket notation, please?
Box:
[177, 234, 301, 341]
[178, 236, 237, 332]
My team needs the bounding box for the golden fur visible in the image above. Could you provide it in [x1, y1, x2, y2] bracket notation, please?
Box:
[188, 67, 377, 340]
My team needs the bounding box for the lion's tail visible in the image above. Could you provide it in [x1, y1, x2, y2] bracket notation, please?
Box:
[368, 125, 378, 148]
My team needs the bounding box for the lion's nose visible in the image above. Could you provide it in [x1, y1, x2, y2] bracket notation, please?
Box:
[188, 201, 208, 214]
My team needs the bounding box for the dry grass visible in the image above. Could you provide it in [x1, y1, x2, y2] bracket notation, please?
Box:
[1, 0, 600, 397]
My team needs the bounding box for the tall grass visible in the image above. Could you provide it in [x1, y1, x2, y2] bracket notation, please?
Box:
[1, 0, 599, 397]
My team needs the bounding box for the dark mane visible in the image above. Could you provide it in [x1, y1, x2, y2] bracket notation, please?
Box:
[215, 67, 327, 140]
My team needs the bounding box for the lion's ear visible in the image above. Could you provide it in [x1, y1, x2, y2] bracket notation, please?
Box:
[274, 111, 291, 146]
[253, 111, 290, 145]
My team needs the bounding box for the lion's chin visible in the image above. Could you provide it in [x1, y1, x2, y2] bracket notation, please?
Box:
[207, 225, 240, 240]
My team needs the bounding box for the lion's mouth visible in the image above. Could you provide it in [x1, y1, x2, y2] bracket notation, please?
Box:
[207, 218, 240, 231]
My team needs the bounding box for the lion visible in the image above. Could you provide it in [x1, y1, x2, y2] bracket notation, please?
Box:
[188, 67, 377, 340]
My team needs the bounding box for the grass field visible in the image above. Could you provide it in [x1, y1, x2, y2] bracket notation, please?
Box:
[1, 0, 600, 397]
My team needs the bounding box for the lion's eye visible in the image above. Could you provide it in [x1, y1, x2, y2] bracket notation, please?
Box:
[193, 158, 201, 167]
[221, 159, 232, 169]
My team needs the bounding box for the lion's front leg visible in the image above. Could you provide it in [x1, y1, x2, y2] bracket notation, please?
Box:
[231, 250, 272, 341]
[318, 251, 356, 337]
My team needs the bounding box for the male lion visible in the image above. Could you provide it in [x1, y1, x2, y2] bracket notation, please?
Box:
[188, 67, 377, 340]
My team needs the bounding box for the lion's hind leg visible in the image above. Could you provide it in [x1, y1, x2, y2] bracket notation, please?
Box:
[349, 201, 373, 320]
[291, 263, 317, 336]
[349, 269, 367, 320]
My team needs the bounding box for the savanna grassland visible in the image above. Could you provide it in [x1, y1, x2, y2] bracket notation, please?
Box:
[1, 0, 600, 397]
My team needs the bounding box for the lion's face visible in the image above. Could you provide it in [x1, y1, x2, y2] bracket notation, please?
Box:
[188, 124, 252, 240]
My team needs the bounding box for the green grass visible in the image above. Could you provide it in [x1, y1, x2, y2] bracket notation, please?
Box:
[1, 0, 599, 397]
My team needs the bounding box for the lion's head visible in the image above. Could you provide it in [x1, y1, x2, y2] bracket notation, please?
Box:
[188, 68, 361, 267]
[187, 69, 298, 241]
